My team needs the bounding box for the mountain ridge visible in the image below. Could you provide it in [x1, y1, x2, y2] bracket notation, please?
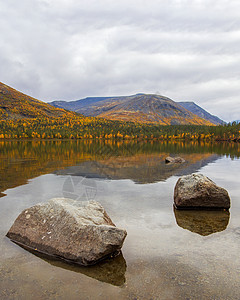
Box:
[0, 81, 224, 126]
[178, 101, 225, 125]
[51, 94, 221, 125]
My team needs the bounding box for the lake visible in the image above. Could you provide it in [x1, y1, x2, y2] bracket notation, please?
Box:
[0, 140, 240, 300]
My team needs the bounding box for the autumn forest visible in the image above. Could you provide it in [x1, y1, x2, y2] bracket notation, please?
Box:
[0, 81, 239, 142]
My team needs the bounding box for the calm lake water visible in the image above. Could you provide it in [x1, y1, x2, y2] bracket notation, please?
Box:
[0, 140, 240, 300]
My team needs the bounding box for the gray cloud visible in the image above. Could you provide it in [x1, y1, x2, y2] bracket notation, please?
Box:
[1, 0, 240, 121]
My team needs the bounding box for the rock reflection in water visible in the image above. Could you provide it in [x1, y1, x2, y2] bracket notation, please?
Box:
[28, 249, 126, 286]
[174, 208, 230, 236]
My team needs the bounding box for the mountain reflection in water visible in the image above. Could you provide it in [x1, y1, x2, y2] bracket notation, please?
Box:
[1, 139, 240, 196]
[54, 153, 219, 184]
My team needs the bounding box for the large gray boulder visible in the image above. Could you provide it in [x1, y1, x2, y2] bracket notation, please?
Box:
[6, 198, 127, 266]
[174, 173, 231, 210]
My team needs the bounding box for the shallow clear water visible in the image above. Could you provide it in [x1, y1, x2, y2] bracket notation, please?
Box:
[0, 140, 240, 299]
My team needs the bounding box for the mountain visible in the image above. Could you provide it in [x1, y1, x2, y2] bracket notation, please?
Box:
[50, 94, 146, 111]
[178, 102, 225, 125]
[51, 97, 112, 111]
[0, 82, 78, 120]
[51, 94, 215, 125]
[54, 153, 219, 184]
[1, 81, 222, 126]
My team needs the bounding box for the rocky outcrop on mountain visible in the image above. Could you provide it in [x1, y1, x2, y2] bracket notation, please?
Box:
[6, 198, 127, 266]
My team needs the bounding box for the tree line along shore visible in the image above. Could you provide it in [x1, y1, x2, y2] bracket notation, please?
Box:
[0, 117, 239, 142]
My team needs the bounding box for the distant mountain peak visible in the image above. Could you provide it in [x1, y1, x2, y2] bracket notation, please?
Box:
[178, 101, 225, 125]
[51, 93, 219, 125]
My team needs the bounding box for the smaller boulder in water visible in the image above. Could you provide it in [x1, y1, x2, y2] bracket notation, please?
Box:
[174, 173, 230, 210]
[165, 156, 185, 164]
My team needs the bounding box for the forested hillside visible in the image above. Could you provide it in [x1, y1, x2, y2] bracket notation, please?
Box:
[0, 82, 80, 120]
[0, 82, 239, 141]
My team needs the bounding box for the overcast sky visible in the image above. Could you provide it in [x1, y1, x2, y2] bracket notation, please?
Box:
[1, 0, 240, 121]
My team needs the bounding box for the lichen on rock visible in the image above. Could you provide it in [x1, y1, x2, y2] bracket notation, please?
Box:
[6, 198, 127, 266]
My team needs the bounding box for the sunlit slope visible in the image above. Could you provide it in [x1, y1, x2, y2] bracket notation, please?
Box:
[75, 94, 215, 125]
[0, 82, 79, 120]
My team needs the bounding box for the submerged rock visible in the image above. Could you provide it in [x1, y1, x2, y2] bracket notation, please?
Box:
[45, 251, 127, 286]
[165, 156, 185, 164]
[174, 173, 230, 210]
[6, 198, 127, 266]
[174, 208, 230, 236]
